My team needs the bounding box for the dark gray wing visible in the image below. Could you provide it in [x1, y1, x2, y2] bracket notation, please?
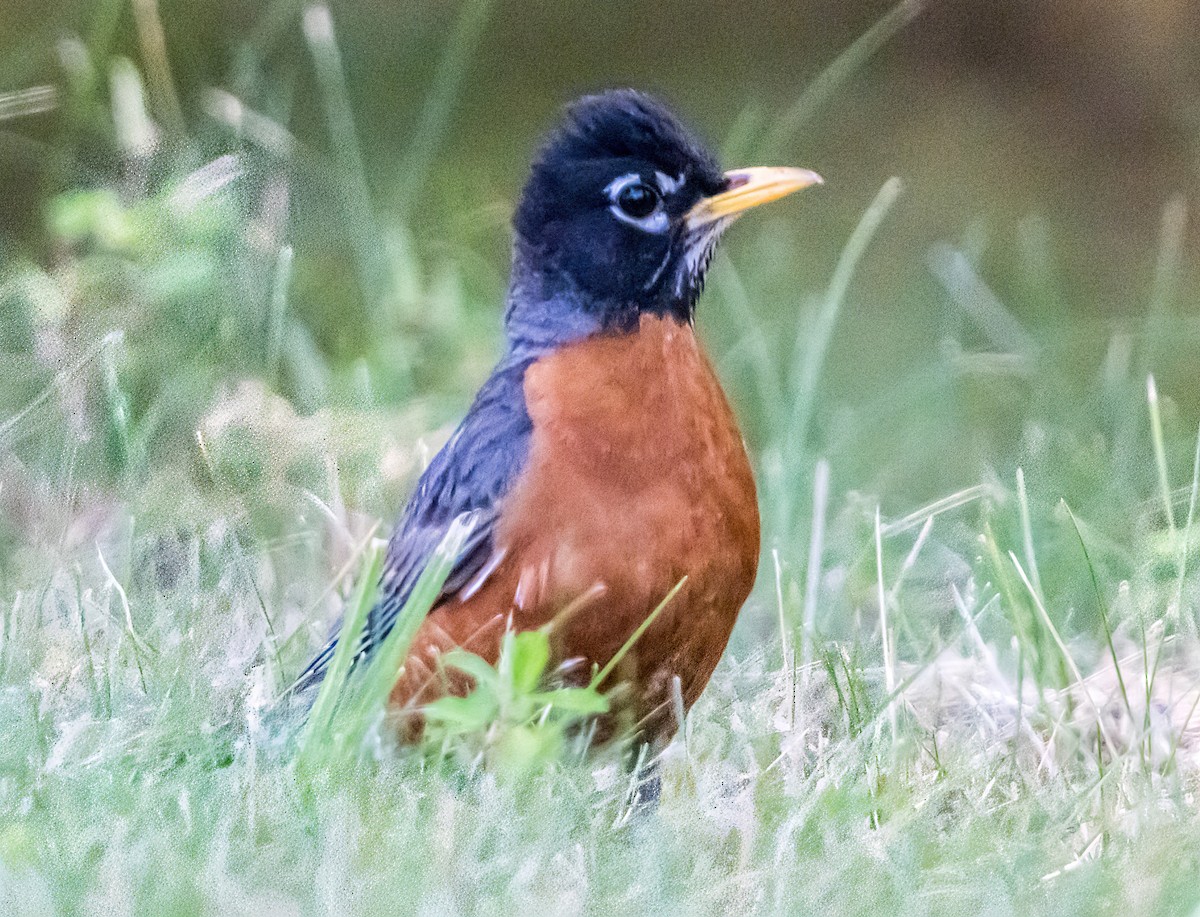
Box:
[289, 354, 533, 695]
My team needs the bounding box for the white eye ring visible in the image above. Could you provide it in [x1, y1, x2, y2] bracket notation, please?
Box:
[604, 173, 669, 233]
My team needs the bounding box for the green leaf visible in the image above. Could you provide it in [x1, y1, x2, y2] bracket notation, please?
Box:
[49, 189, 133, 248]
[425, 692, 499, 732]
[440, 648, 501, 693]
[509, 630, 550, 694]
[534, 687, 610, 716]
[492, 724, 559, 775]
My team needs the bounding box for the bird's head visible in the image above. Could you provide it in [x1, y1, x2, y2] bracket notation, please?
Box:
[506, 89, 821, 350]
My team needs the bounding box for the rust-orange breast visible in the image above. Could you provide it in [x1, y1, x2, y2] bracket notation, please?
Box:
[391, 314, 760, 744]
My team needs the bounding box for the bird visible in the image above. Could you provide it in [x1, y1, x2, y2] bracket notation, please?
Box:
[293, 89, 821, 755]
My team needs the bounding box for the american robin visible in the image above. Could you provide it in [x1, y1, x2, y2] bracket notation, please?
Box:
[295, 89, 821, 750]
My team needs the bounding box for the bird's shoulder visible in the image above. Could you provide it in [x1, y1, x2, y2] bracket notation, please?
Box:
[402, 355, 536, 533]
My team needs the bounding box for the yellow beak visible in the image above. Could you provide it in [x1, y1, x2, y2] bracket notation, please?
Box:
[686, 166, 823, 229]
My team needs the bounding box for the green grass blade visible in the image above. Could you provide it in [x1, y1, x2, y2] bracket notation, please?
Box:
[1172, 422, 1200, 633]
[762, 0, 925, 159]
[1148, 374, 1177, 532]
[298, 540, 385, 760]
[338, 513, 479, 747]
[787, 177, 903, 454]
[0, 331, 123, 448]
[266, 244, 294, 383]
[799, 457, 830, 671]
[1146, 197, 1187, 338]
[1062, 502, 1134, 732]
[928, 245, 1037, 358]
[130, 0, 185, 138]
[302, 4, 389, 324]
[1016, 467, 1044, 600]
[777, 177, 902, 539]
[394, 0, 496, 217]
[880, 483, 990, 536]
[1009, 550, 1086, 690]
[875, 506, 898, 753]
[589, 577, 687, 691]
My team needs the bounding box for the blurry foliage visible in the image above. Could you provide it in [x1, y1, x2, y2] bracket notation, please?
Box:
[0, 51, 495, 555]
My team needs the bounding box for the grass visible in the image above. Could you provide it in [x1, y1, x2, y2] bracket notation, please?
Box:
[3, 1, 1200, 914]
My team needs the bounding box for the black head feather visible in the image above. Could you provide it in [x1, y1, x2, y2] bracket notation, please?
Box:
[536, 90, 723, 189]
[506, 90, 730, 351]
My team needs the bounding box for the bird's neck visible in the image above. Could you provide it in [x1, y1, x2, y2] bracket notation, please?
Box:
[503, 260, 604, 358]
[503, 251, 693, 359]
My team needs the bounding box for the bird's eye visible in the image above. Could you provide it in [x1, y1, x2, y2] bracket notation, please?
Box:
[616, 182, 660, 219]
[606, 174, 669, 232]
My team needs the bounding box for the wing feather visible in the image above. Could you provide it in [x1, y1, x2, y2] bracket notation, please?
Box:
[289, 355, 533, 695]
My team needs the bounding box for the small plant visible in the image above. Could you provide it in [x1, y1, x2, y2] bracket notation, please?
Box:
[420, 579, 685, 777]
[424, 629, 610, 776]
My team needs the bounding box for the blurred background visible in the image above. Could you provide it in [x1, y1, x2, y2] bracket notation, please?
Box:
[1, 0, 1199, 659]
